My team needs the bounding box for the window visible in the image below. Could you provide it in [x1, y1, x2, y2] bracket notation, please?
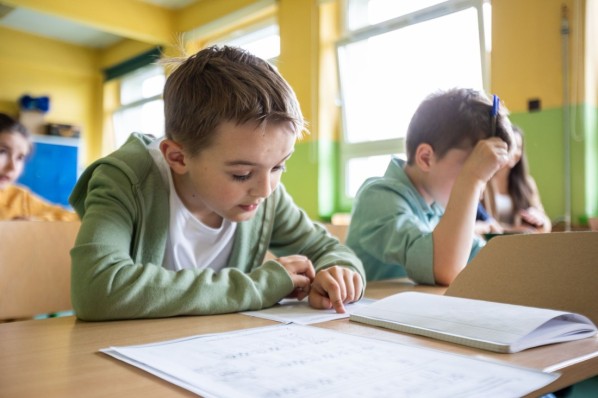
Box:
[112, 64, 166, 148]
[337, 0, 490, 209]
[210, 22, 280, 64]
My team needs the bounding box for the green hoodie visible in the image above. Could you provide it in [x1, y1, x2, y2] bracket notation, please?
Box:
[69, 133, 365, 321]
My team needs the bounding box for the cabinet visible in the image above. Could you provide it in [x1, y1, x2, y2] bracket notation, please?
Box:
[17, 135, 79, 207]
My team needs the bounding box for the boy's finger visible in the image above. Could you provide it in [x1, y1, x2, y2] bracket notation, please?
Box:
[304, 261, 316, 281]
[331, 297, 346, 314]
[308, 291, 331, 310]
[344, 272, 355, 302]
[322, 277, 346, 314]
[352, 272, 364, 301]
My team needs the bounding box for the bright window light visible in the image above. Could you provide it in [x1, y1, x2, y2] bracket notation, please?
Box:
[346, 155, 393, 197]
[338, 0, 488, 204]
[340, 8, 482, 144]
[215, 24, 280, 62]
[347, 0, 448, 30]
[113, 64, 166, 148]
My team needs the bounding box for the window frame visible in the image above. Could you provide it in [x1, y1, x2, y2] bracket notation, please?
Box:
[335, 0, 490, 211]
[111, 63, 166, 149]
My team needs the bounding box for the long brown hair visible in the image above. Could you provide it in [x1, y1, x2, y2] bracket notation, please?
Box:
[508, 125, 534, 211]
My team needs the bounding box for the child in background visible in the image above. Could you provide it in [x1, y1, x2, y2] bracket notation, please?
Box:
[0, 113, 78, 221]
[481, 124, 551, 233]
[346, 88, 513, 284]
[69, 46, 365, 321]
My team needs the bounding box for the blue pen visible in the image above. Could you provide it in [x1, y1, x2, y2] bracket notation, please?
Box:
[490, 94, 499, 136]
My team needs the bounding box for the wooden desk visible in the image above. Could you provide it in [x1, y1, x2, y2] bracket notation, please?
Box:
[1, 280, 597, 398]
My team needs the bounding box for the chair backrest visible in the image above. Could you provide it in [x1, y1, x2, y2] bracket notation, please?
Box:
[0, 221, 79, 321]
[323, 223, 349, 244]
[446, 232, 598, 325]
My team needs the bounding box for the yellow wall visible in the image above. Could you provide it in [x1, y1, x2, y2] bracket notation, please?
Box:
[492, 0, 585, 111]
[492, 0, 596, 225]
[0, 26, 102, 161]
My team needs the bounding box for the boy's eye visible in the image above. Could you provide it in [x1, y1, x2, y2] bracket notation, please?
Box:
[273, 164, 286, 173]
[232, 173, 251, 182]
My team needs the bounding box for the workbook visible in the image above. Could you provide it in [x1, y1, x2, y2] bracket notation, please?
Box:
[102, 324, 558, 398]
[350, 292, 597, 353]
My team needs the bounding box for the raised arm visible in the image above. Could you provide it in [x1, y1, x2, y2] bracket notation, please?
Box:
[432, 138, 509, 285]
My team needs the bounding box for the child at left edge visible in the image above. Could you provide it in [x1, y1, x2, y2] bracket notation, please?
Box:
[0, 112, 78, 221]
[69, 45, 365, 321]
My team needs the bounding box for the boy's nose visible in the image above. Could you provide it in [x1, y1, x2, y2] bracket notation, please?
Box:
[251, 175, 272, 198]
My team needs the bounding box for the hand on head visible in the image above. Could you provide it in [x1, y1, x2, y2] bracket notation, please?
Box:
[462, 138, 511, 185]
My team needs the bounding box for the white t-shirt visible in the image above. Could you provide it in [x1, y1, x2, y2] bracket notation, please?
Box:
[148, 140, 236, 272]
[495, 193, 514, 224]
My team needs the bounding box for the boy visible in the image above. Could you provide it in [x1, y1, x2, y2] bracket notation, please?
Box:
[346, 88, 512, 285]
[69, 46, 365, 321]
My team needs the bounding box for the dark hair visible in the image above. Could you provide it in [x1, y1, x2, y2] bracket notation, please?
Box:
[161, 45, 305, 156]
[405, 88, 512, 164]
[508, 125, 534, 211]
[0, 113, 32, 149]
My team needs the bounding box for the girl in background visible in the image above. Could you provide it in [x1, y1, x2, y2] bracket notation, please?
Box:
[482, 124, 551, 233]
[0, 112, 78, 221]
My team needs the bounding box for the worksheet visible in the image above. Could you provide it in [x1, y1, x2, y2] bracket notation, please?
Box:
[102, 324, 558, 398]
[242, 298, 376, 324]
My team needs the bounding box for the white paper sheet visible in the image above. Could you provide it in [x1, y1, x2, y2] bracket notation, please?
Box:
[102, 324, 558, 398]
[242, 298, 376, 324]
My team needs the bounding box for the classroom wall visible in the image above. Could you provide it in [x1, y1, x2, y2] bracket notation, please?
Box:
[2, 0, 595, 223]
[277, 0, 321, 218]
[0, 0, 174, 164]
[493, 0, 597, 225]
[584, 0, 598, 219]
[0, 26, 102, 162]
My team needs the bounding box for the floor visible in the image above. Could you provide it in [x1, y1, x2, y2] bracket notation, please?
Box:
[564, 376, 598, 398]
[567, 377, 598, 398]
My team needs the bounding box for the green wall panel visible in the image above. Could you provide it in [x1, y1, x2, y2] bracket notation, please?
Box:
[584, 105, 598, 219]
[317, 138, 339, 220]
[281, 140, 319, 219]
[510, 104, 596, 226]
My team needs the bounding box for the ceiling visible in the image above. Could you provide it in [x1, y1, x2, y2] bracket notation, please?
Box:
[0, 0, 198, 48]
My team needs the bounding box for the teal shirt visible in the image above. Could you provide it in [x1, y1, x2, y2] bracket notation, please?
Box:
[69, 133, 365, 321]
[346, 157, 484, 283]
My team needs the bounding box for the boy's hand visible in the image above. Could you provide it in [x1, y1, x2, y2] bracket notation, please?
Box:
[462, 138, 510, 185]
[308, 266, 363, 313]
[277, 255, 316, 301]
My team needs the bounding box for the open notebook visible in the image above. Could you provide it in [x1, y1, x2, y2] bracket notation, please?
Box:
[350, 291, 597, 353]
[352, 232, 598, 353]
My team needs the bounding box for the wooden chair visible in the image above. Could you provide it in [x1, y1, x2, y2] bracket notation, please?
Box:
[446, 231, 598, 325]
[0, 221, 79, 321]
[323, 223, 349, 244]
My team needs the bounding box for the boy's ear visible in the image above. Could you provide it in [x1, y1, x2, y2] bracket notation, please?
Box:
[160, 139, 188, 175]
[414, 143, 435, 172]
